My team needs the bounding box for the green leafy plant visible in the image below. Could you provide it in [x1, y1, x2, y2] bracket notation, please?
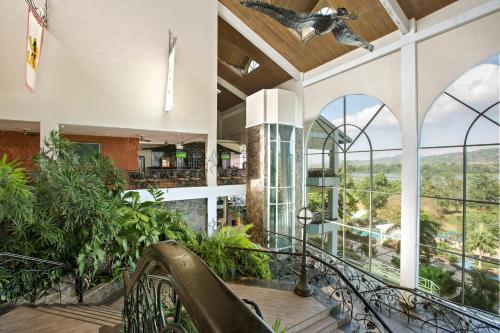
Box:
[419, 265, 459, 297]
[272, 319, 286, 333]
[0, 154, 64, 258]
[461, 269, 499, 314]
[33, 131, 123, 276]
[197, 225, 271, 280]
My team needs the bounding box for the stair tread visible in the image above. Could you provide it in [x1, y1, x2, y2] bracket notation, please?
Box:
[298, 316, 341, 333]
[36, 307, 122, 326]
[54, 305, 123, 320]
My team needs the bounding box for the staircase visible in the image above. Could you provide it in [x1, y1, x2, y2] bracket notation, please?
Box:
[288, 307, 349, 333]
[0, 300, 123, 333]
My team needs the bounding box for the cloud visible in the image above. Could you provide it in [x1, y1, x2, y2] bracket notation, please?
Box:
[332, 104, 399, 130]
[425, 62, 499, 124]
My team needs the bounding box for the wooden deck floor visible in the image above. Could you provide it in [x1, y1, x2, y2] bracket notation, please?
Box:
[0, 284, 326, 332]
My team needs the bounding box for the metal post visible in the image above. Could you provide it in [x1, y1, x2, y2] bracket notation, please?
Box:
[294, 225, 313, 297]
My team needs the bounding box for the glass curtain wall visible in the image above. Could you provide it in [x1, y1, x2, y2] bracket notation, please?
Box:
[419, 54, 499, 313]
[268, 124, 295, 243]
[306, 95, 402, 283]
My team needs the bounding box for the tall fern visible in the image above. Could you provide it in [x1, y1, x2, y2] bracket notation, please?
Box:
[197, 225, 271, 280]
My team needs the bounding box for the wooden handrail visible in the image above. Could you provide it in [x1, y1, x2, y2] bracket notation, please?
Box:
[125, 241, 273, 333]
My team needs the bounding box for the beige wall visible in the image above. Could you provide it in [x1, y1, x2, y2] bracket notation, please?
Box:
[304, 51, 402, 134]
[0, 0, 217, 138]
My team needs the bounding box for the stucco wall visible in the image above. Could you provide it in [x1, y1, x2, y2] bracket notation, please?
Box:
[0, 0, 217, 139]
[63, 134, 139, 170]
[0, 131, 40, 169]
[304, 51, 402, 134]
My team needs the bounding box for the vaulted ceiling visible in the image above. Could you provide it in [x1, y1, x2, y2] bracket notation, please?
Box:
[217, 0, 456, 111]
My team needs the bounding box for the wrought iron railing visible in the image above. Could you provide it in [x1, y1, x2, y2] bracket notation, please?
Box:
[0, 252, 74, 305]
[231, 246, 393, 333]
[257, 231, 500, 333]
[341, 249, 441, 295]
[217, 168, 246, 185]
[122, 241, 273, 333]
[126, 169, 207, 190]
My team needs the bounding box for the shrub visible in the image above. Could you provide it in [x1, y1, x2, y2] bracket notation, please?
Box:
[33, 131, 122, 276]
[197, 225, 271, 280]
[420, 265, 459, 297]
[0, 155, 64, 258]
[111, 189, 199, 275]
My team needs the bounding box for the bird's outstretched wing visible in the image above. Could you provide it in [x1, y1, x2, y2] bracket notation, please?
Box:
[241, 1, 329, 30]
[332, 21, 374, 52]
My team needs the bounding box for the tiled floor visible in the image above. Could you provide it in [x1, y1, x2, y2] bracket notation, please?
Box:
[228, 283, 327, 329]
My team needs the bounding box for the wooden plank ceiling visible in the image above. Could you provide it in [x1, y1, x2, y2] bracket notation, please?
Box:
[217, 0, 456, 110]
[218, 17, 291, 111]
[217, 84, 244, 111]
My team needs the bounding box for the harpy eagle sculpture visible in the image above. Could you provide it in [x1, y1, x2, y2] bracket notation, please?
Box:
[240, 1, 374, 52]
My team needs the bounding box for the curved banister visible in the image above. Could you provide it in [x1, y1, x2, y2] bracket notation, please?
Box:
[124, 241, 273, 333]
[263, 230, 500, 332]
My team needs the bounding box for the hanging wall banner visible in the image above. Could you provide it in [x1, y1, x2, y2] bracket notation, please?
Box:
[26, 9, 44, 91]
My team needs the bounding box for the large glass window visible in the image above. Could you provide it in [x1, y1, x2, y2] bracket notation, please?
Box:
[268, 124, 295, 241]
[419, 54, 499, 314]
[306, 95, 401, 283]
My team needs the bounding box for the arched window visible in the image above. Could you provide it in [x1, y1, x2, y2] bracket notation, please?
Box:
[306, 95, 402, 282]
[419, 54, 499, 313]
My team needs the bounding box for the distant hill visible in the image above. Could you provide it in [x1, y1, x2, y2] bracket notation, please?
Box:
[346, 147, 498, 165]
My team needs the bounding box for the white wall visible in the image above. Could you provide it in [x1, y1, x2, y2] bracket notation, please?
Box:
[0, 0, 217, 138]
[0, 0, 220, 232]
[304, 51, 402, 133]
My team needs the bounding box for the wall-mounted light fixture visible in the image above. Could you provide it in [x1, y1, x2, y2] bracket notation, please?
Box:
[165, 30, 177, 112]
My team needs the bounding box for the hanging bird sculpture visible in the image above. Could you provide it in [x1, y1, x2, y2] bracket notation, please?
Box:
[240, 1, 374, 52]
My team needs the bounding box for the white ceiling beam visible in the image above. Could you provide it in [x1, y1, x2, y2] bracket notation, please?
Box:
[304, 0, 500, 87]
[218, 2, 302, 81]
[217, 76, 248, 101]
[378, 0, 410, 34]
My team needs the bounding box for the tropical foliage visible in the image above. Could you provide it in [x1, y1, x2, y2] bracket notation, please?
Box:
[0, 132, 266, 301]
[197, 225, 271, 280]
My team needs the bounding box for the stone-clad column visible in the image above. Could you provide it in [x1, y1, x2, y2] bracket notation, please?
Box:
[245, 89, 301, 244]
[246, 124, 267, 243]
[294, 127, 304, 239]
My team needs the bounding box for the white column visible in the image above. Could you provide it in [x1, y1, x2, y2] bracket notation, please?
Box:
[206, 115, 218, 235]
[400, 20, 419, 289]
[39, 118, 59, 150]
[207, 194, 217, 236]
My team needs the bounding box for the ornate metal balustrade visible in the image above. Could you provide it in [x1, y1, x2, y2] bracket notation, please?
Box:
[0, 252, 69, 304]
[257, 231, 500, 333]
[123, 241, 273, 333]
[217, 168, 247, 185]
[126, 169, 207, 190]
